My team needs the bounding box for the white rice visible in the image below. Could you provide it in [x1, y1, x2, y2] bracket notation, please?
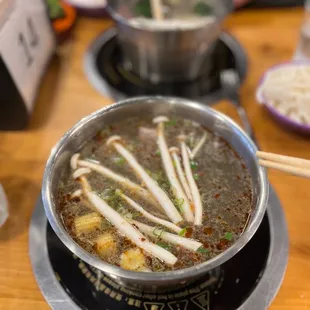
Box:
[257, 64, 310, 126]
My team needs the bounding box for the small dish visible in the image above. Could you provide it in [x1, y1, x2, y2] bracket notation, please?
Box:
[51, 1, 77, 43]
[256, 61, 310, 136]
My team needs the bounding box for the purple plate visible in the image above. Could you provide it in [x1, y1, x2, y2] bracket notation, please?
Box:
[63, 0, 109, 18]
[256, 61, 310, 136]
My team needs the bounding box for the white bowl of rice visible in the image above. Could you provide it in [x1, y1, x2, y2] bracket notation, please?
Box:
[256, 61, 310, 135]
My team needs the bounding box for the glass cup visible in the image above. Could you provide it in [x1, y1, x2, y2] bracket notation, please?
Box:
[294, 0, 310, 60]
[0, 184, 8, 228]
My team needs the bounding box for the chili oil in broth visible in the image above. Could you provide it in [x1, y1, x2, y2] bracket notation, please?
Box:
[57, 116, 253, 272]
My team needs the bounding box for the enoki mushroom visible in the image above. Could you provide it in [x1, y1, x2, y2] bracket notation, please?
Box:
[169, 147, 193, 201]
[71, 154, 160, 210]
[179, 135, 203, 226]
[153, 116, 194, 223]
[132, 220, 203, 252]
[191, 132, 208, 159]
[106, 136, 183, 224]
[73, 168, 177, 266]
[117, 189, 182, 234]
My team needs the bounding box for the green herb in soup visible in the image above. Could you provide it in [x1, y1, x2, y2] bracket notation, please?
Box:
[193, 2, 213, 16]
[57, 116, 253, 272]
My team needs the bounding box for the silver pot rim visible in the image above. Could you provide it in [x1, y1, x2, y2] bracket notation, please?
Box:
[107, 10, 214, 33]
[105, 1, 230, 33]
[42, 96, 269, 283]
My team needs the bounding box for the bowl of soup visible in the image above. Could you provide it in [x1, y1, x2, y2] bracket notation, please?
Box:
[42, 96, 268, 290]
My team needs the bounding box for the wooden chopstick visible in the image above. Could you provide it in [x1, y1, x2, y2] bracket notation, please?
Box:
[257, 151, 310, 169]
[258, 159, 310, 178]
[257, 151, 310, 179]
[150, 0, 164, 20]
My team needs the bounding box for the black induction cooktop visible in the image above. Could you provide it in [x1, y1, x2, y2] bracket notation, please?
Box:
[46, 216, 269, 310]
[84, 28, 247, 102]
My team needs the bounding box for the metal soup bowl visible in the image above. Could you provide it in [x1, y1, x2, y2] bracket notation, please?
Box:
[42, 96, 269, 290]
[106, 0, 233, 83]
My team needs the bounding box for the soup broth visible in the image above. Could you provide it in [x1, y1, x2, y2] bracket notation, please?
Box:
[57, 116, 253, 272]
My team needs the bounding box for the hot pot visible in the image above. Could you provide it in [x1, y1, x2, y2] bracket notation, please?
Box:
[106, 0, 233, 83]
[42, 96, 269, 290]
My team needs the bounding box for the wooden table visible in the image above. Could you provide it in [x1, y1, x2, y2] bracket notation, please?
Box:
[0, 8, 309, 310]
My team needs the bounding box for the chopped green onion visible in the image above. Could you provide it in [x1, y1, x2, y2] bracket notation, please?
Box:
[115, 189, 122, 196]
[99, 189, 113, 199]
[124, 212, 133, 221]
[175, 198, 184, 207]
[116, 204, 134, 221]
[153, 173, 160, 181]
[98, 127, 111, 139]
[166, 119, 177, 127]
[224, 232, 233, 241]
[131, 212, 141, 219]
[173, 198, 184, 212]
[193, 2, 213, 16]
[47, 0, 65, 20]
[153, 260, 165, 272]
[194, 174, 199, 181]
[153, 226, 164, 238]
[178, 228, 187, 237]
[155, 150, 161, 156]
[157, 242, 171, 251]
[102, 189, 124, 209]
[135, 0, 152, 18]
[197, 247, 209, 254]
[114, 157, 126, 166]
[101, 220, 111, 230]
[190, 160, 198, 170]
[148, 170, 171, 193]
[116, 205, 125, 214]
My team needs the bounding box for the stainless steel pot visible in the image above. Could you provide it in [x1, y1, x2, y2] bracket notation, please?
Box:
[106, 0, 234, 83]
[42, 96, 269, 291]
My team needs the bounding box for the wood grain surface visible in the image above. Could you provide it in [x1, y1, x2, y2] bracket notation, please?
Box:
[0, 8, 309, 310]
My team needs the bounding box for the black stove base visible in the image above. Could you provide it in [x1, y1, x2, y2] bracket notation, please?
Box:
[29, 188, 288, 310]
[47, 217, 269, 310]
[84, 28, 247, 103]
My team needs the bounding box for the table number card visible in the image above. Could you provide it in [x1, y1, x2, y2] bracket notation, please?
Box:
[0, 0, 55, 112]
[0, 0, 55, 130]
